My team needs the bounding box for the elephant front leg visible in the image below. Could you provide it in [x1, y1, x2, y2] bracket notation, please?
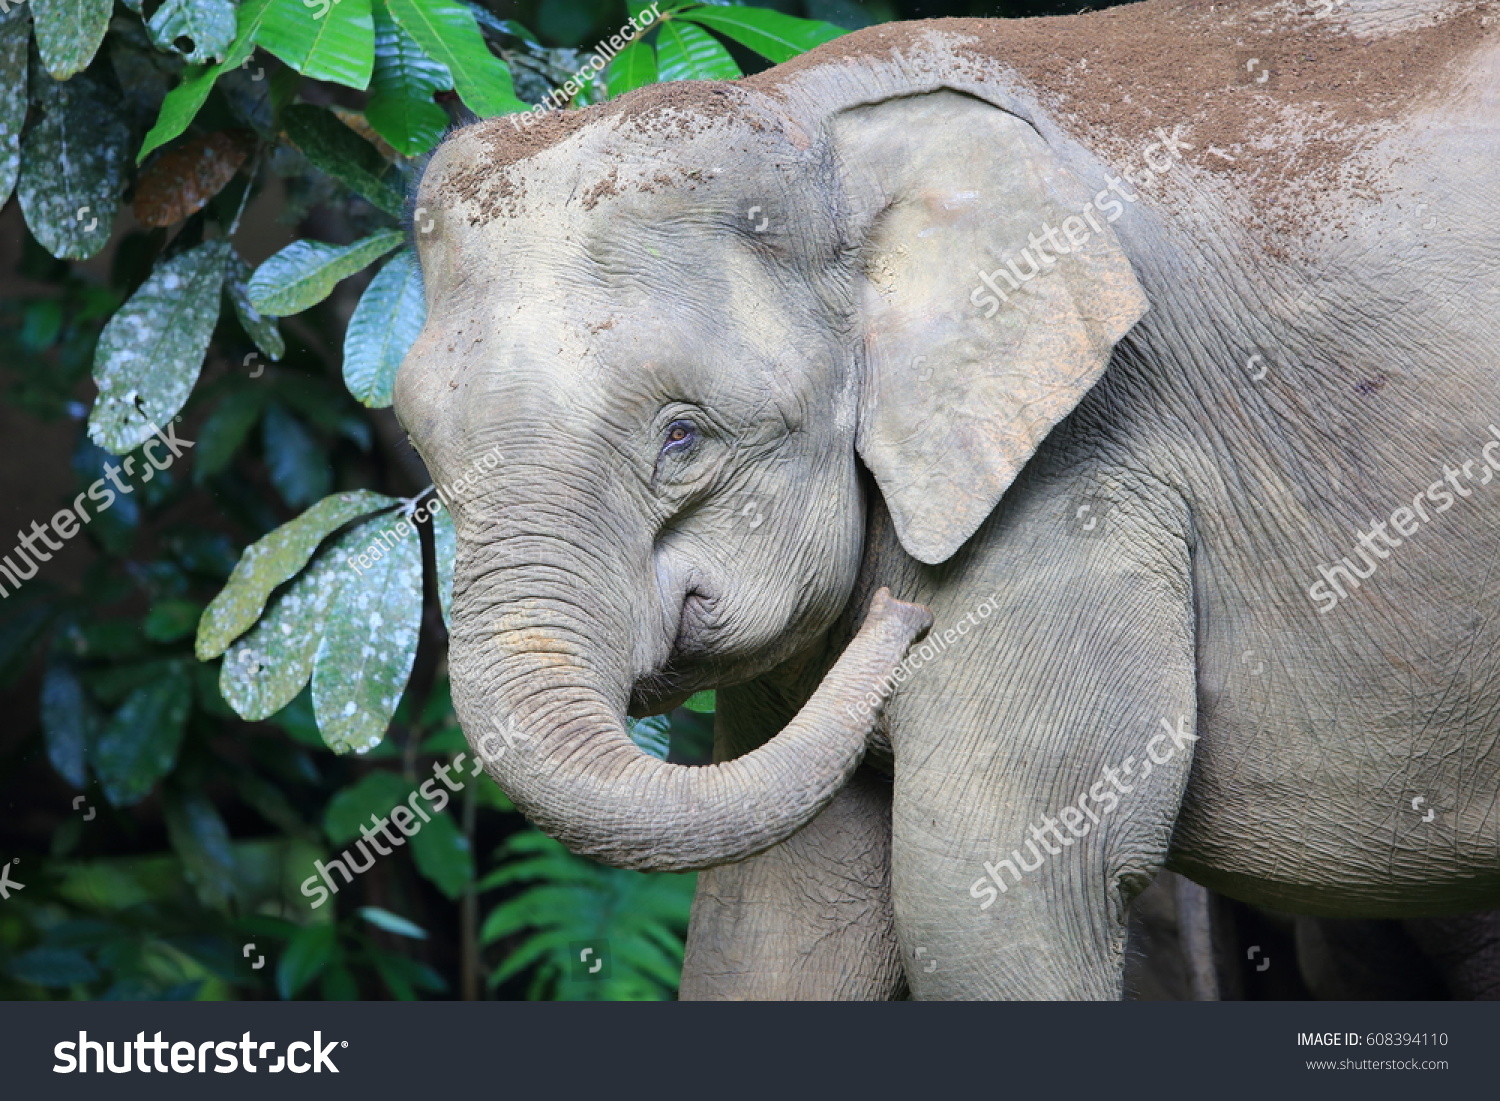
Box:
[680, 765, 904, 1000]
[890, 473, 1199, 999]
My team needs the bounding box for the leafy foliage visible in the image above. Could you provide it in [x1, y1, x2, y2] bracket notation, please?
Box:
[0, 0, 855, 1004]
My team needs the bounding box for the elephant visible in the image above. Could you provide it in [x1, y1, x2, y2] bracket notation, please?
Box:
[393, 0, 1500, 999]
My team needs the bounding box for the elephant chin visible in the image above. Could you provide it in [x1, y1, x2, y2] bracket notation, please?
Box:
[450, 588, 931, 872]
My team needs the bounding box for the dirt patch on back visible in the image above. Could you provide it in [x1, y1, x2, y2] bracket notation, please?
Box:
[753, 1, 1497, 239]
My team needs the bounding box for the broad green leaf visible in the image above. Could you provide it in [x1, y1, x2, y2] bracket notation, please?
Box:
[386, 0, 526, 117]
[194, 387, 269, 483]
[324, 771, 415, 843]
[41, 661, 97, 789]
[0, 12, 27, 207]
[682, 690, 715, 713]
[30, 0, 110, 79]
[432, 502, 454, 630]
[277, 922, 336, 999]
[677, 6, 844, 64]
[408, 807, 472, 897]
[655, 21, 741, 81]
[226, 253, 286, 362]
[247, 230, 403, 316]
[312, 512, 423, 753]
[360, 906, 428, 939]
[219, 527, 367, 721]
[281, 103, 403, 216]
[606, 39, 657, 98]
[147, 0, 238, 65]
[138, 0, 272, 162]
[93, 663, 192, 808]
[258, 0, 375, 90]
[17, 70, 130, 260]
[196, 489, 399, 660]
[262, 402, 331, 509]
[343, 249, 424, 408]
[367, 0, 452, 156]
[163, 788, 237, 909]
[88, 240, 231, 455]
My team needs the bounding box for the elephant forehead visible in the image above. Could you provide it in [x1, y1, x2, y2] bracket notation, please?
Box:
[416, 82, 801, 234]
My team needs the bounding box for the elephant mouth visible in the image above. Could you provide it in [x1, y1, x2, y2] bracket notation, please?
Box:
[625, 587, 718, 717]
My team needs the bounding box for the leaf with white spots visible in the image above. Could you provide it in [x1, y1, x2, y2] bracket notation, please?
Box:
[17, 67, 130, 260]
[88, 240, 230, 454]
[432, 500, 454, 631]
[196, 489, 399, 661]
[247, 230, 403, 317]
[30, 0, 110, 79]
[312, 512, 423, 754]
[0, 11, 29, 208]
[343, 248, 425, 408]
[226, 251, 285, 362]
[146, 0, 237, 65]
[219, 526, 370, 722]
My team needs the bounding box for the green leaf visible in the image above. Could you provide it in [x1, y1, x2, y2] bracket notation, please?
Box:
[277, 921, 336, 999]
[194, 387, 269, 483]
[0, 12, 28, 208]
[324, 771, 415, 843]
[606, 39, 657, 98]
[677, 6, 844, 64]
[196, 489, 399, 661]
[87, 240, 231, 455]
[408, 807, 472, 897]
[219, 526, 367, 721]
[137, 0, 273, 162]
[41, 661, 97, 789]
[281, 103, 404, 217]
[144, 598, 203, 643]
[367, 0, 452, 156]
[163, 788, 237, 909]
[262, 403, 331, 509]
[312, 512, 423, 753]
[386, 0, 526, 117]
[8, 947, 100, 987]
[30, 0, 110, 79]
[628, 714, 670, 760]
[258, 0, 375, 89]
[93, 663, 192, 808]
[17, 70, 130, 261]
[247, 230, 403, 316]
[655, 21, 741, 81]
[359, 906, 428, 939]
[227, 252, 286, 362]
[148, 0, 238, 65]
[682, 689, 715, 713]
[343, 249, 424, 408]
[432, 502, 454, 630]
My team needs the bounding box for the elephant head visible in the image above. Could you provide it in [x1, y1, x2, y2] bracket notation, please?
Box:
[394, 76, 1145, 872]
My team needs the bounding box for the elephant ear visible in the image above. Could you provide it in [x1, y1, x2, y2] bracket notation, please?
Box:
[831, 91, 1148, 565]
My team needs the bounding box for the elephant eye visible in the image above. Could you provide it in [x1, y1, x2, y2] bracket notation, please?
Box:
[661, 420, 697, 456]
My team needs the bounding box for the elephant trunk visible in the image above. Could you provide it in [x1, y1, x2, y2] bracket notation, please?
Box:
[449, 568, 930, 872]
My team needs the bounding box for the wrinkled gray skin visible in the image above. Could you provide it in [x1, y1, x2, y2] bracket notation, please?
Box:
[395, 0, 1500, 998]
